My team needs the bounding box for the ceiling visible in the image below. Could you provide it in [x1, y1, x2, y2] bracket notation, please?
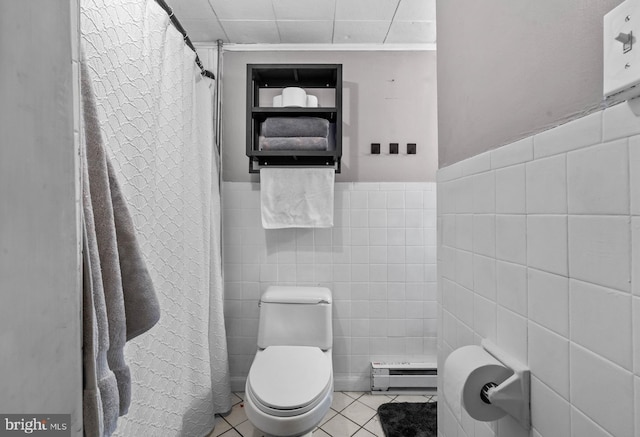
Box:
[170, 0, 436, 45]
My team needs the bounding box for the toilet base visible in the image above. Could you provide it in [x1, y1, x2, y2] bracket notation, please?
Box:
[244, 384, 333, 437]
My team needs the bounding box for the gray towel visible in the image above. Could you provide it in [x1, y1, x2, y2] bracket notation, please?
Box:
[82, 54, 131, 424]
[82, 57, 123, 437]
[107, 158, 160, 341]
[82, 220, 113, 437]
[261, 117, 330, 137]
[259, 136, 329, 151]
[81, 54, 160, 436]
[82, 219, 122, 436]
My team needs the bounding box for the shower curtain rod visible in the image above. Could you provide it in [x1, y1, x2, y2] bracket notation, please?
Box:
[154, 0, 215, 79]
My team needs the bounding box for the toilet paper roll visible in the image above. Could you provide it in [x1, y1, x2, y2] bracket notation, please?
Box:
[273, 95, 283, 107]
[282, 87, 307, 107]
[306, 94, 318, 107]
[443, 345, 512, 422]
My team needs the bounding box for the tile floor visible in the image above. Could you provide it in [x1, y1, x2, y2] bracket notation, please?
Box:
[208, 391, 437, 437]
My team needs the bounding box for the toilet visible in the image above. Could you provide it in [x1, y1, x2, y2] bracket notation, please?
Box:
[244, 286, 333, 437]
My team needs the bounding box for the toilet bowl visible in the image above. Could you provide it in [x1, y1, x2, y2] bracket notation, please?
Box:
[245, 346, 333, 436]
[244, 286, 333, 437]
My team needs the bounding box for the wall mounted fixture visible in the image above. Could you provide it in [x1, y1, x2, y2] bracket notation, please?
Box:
[479, 340, 531, 430]
[444, 340, 530, 430]
[604, 0, 640, 102]
[246, 64, 343, 173]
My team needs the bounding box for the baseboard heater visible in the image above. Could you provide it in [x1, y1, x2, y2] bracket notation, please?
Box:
[371, 362, 437, 395]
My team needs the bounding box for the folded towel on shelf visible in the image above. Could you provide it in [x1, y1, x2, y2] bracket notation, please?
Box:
[261, 117, 330, 137]
[260, 168, 335, 229]
[259, 136, 329, 151]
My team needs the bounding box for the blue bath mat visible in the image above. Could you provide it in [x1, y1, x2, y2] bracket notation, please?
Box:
[377, 402, 437, 437]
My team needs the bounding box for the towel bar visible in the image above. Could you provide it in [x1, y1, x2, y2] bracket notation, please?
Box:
[249, 156, 340, 173]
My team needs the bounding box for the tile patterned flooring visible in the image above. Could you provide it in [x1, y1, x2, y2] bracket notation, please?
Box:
[209, 391, 437, 437]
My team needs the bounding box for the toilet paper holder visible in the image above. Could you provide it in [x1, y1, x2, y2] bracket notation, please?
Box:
[479, 339, 531, 429]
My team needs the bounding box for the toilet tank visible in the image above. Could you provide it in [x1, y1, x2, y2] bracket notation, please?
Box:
[257, 286, 333, 350]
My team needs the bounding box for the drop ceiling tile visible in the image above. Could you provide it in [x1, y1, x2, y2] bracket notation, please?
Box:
[169, 0, 216, 20]
[180, 19, 228, 43]
[208, 0, 276, 20]
[220, 20, 281, 44]
[333, 20, 390, 44]
[394, 0, 436, 21]
[272, 0, 336, 20]
[277, 20, 334, 44]
[335, 0, 400, 21]
[385, 20, 436, 44]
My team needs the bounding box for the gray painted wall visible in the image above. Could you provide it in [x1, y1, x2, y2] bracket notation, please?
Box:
[0, 1, 82, 433]
[221, 50, 437, 182]
[437, 0, 622, 167]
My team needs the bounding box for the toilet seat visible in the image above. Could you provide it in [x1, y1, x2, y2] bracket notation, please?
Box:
[247, 345, 332, 418]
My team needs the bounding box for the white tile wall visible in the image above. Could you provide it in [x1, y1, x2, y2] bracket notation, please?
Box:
[525, 154, 567, 214]
[533, 110, 602, 158]
[570, 408, 614, 437]
[437, 101, 640, 437]
[491, 137, 533, 169]
[567, 140, 629, 214]
[528, 322, 569, 399]
[570, 279, 632, 370]
[495, 215, 526, 264]
[223, 181, 437, 391]
[530, 376, 570, 437]
[568, 216, 630, 292]
[631, 138, 640, 215]
[570, 344, 634, 437]
[495, 165, 526, 214]
[526, 215, 567, 276]
[473, 214, 495, 257]
[496, 260, 527, 316]
[527, 269, 569, 337]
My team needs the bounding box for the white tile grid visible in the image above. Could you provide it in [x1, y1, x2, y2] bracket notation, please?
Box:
[437, 101, 640, 437]
[223, 182, 438, 391]
[208, 391, 437, 437]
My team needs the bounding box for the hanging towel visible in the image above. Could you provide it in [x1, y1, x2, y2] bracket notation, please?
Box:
[106, 158, 161, 341]
[81, 210, 115, 437]
[81, 53, 160, 436]
[260, 168, 335, 229]
[82, 54, 129, 435]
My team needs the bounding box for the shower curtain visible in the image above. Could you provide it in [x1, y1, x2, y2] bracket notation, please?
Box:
[81, 0, 231, 435]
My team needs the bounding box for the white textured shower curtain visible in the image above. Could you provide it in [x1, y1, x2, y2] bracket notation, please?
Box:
[81, 0, 231, 435]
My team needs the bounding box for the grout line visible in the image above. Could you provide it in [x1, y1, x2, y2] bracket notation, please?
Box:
[564, 151, 570, 281]
[330, 0, 337, 43]
[627, 138, 633, 300]
[382, 0, 402, 44]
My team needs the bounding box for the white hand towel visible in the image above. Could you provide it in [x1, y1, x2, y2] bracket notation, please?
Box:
[260, 168, 334, 229]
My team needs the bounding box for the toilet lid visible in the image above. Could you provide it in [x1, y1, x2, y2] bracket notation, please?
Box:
[248, 346, 332, 411]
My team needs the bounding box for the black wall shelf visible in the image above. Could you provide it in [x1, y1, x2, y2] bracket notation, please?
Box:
[246, 63, 343, 173]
